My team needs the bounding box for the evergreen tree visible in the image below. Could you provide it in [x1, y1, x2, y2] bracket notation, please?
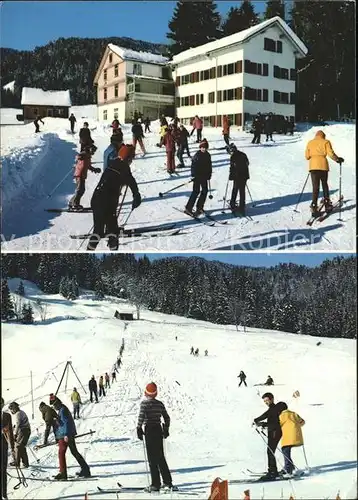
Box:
[167, 0, 222, 56]
[21, 303, 34, 324]
[59, 276, 70, 298]
[94, 278, 105, 299]
[223, 0, 259, 35]
[264, 0, 285, 20]
[1, 279, 15, 321]
[16, 280, 25, 296]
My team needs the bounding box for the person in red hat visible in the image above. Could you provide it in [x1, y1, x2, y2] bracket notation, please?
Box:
[184, 139, 212, 216]
[137, 382, 176, 493]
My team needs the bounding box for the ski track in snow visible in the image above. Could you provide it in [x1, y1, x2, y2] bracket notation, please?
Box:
[2, 279, 357, 499]
[1, 110, 355, 251]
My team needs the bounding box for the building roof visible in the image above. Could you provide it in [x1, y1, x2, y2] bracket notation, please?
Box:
[108, 44, 169, 65]
[21, 87, 72, 107]
[171, 16, 308, 65]
[3, 80, 15, 92]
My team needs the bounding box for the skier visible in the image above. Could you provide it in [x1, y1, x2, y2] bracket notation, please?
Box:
[194, 348, 199, 356]
[137, 382, 176, 492]
[51, 396, 91, 480]
[144, 117, 151, 133]
[1, 397, 15, 500]
[305, 130, 344, 216]
[204, 349, 208, 356]
[88, 375, 99, 403]
[34, 115, 44, 133]
[98, 376, 106, 397]
[279, 405, 305, 477]
[39, 401, 58, 443]
[253, 394, 287, 481]
[157, 123, 168, 148]
[251, 116, 262, 144]
[68, 147, 101, 210]
[132, 120, 146, 156]
[177, 124, 191, 166]
[103, 131, 123, 170]
[163, 124, 176, 174]
[228, 143, 250, 215]
[87, 144, 142, 251]
[190, 115, 203, 143]
[69, 113, 76, 133]
[117, 357, 122, 368]
[111, 371, 117, 383]
[105, 372, 110, 389]
[264, 114, 274, 142]
[222, 115, 231, 149]
[265, 375, 274, 386]
[287, 117, 295, 136]
[79, 122, 96, 153]
[238, 371, 247, 387]
[184, 139, 212, 216]
[160, 114, 168, 127]
[190, 346, 194, 355]
[8, 402, 31, 468]
[70, 388, 82, 420]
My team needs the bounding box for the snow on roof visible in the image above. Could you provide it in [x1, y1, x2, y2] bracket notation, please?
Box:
[108, 43, 169, 65]
[21, 87, 72, 107]
[3, 80, 15, 92]
[171, 16, 308, 65]
[127, 73, 172, 82]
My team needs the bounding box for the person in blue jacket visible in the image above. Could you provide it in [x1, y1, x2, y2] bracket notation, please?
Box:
[103, 130, 124, 170]
[50, 396, 90, 480]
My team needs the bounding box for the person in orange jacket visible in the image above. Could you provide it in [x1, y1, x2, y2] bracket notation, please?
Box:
[279, 406, 305, 476]
[68, 146, 101, 210]
[222, 115, 231, 150]
[163, 125, 177, 174]
[305, 130, 344, 216]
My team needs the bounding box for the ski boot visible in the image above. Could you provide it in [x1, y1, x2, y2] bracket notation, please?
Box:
[258, 471, 279, 482]
[310, 203, 320, 218]
[162, 484, 179, 492]
[193, 208, 204, 217]
[76, 468, 91, 478]
[324, 198, 333, 213]
[53, 472, 68, 481]
[143, 485, 160, 493]
[184, 207, 194, 217]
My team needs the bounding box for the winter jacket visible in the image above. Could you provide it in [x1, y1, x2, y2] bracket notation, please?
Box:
[1, 411, 15, 450]
[191, 150, 212, 180]
[103, 144, 118, 170]
[99, 376, 104, 387]
[74, 153, 95, 179]
[252, 118, 262, 133]
[70, 391, 82, 404]
[222, 116, 230, 135]
[264, 118, 274, 134]
[13, 409, 31, 437]
[163, 130, 176, 151]
[79, 128, 93, 145]
[229, 151, 250, 181]
[238, 371, 246, 380]
[137, 398, 170, 430]
[89, 378, 97, 392]
[69, 115, 76, 123]
[254, 402, 286, 433]
[39, 404, 58, 443]
[132, 123, 144, 139]
[54, 404, 77, 439]
[192, 117, 203, 130]
[279, 410, 305, 447]
[160, 117, 168, 127]
[178, 127, 189, 145]
[305, 131, 340, 171]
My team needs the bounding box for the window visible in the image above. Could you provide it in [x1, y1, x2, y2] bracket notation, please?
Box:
[208, 92, 215, 103]
[175, 76, 180, 87]
[263, 89, 268, 102]
[263, 63, 268, 76]
[114, 84, 119, 98]
[57, 108, 64, 116]
[114, 108, 118, 119]
[217, 115, 222, 127]
[235, 61, 243, 73]
[290, 92, 296, 104]
[234, 114, 242, 126]
[47, 109, 53, 117]
[190, 73, 195, 83]
[162, 67, 170, 79]
[190, 95, 195, 106]
[274, 91, 289, 104]
[274, 66, 289, 79]
[104, 69, 107, 81]
[175, 97, 181, 108]
[264, 37, 276, 52]
[217, 90, 222, 102]
[276, 41, 283, 53]
[217, 66, 222, 78]
[33, 108, 38, 115]
[109, 53, 113, 63]
[104, 88, 107, 101]
[135, 83, 140, 92]
[244, 60, 268, 76]
[103, 110, 107, 120]
[114, 64, 119, 77]
[195, 94, 204, 104]
[223, 89, 235, 101]
[245, 87, 263, 101]
[210, 67, 216, 79]
[133, 63, 142, 75]
[235, 87, 243, 100]
[228, 63, 235, 75]
[290, 68, 297, 81]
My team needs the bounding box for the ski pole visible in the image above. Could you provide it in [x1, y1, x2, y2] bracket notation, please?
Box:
[142, 435, 151, 487]
[208, 180, 213, 200]
[119, 208, 133, 229]
[254, 427, 296, 470]
[33, 430, 95, 450]
[222, 178, 230, 210]
[159, 178, 194, 198]
[246, 185, 256, 207]
[337, 160, 343, 221]
[28, 445, 40, 463]
[46, 167, 74, 198]
[293, 173, 309, 212]
[302, 444, 310, 473]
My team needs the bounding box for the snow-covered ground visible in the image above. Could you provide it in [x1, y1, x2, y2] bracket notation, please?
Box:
[2, 279, 357, 500]
[1, 106, 355, 251]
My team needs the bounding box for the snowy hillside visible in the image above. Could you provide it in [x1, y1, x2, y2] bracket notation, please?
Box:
[1, 106, 355, 251]
[2, 279, 357, 500]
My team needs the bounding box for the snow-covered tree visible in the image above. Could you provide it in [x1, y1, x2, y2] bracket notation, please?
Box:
[1, 279, 15, 321]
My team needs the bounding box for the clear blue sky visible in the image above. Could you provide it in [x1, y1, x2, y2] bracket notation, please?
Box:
[136, 253, 351, 268]
[0, 1, 267, 51]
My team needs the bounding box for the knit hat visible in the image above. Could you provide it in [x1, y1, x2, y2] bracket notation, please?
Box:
[118, 144, 135, 161]
[145, 382, 157, 398]
[199, 139, 209, 149]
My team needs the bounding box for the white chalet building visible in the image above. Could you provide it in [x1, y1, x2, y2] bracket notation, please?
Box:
[170, 16, 308, 129]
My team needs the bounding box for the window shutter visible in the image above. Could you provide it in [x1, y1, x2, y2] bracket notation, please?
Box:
[217, 90, 222, 102]
[290, 68, 297, 81]
[263, 63, 268, 76]
[244, 60, 250, 73]
[217, 66, 222, 77]
[175, 76, 180, 87]
[277, 41, 283, 53]
[235, 61, 242, 73]
[290, 92, 295, 104]
[263, 89, 268, 102]
[274, 91, 279, 103]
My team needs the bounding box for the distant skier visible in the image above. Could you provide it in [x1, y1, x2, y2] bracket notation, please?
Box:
[222, 115, 231, 149]
[176, 124, 191, 166]
[51, 396, 91, 480]
[238, 371, 247, 387]
[190, 346, 194, 355]
[79, 122, 96, 153]
[111, 371, 117, 383]
[1, 397, 15, 500]
[265, 375, 274, 386]
[87, 144, 142, 251]
[70, 387, 82, 419]
[144, 116, 151, 133]
[204, 349, 208, 356]
[190, 115, 203, 143]
[88, 375, 99, 403]
[117, 357, 122, 368]
[105, 372, 110, 389]
[69, 113, 76, 133]
[39, 401, 58, 443]
[184, 139, 212, 216]
[98, 376, 106, 397]
[132, 120, 146, 156]
[137, 383, 176, 492]
[228, 143, 250, 215]
[253, 394, 287, 481]
[264, 114, 274, 142]
[279, 405, 305, 476]
[194, 348, 199, 356]
[305, 130, 344, 216]
[8, 402, 31, 468]
[34, 115, 44, 133]
[251, 116, 262, 144]
[103, 131, 123, 170]
[68, 147, 101, 210]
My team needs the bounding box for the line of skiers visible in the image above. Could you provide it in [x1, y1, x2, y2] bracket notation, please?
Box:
[251, 113, 295, 144]
[189, 347, 208, 356]
[238, 372, 274, 387]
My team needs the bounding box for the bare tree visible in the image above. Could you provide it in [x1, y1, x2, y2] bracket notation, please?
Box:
[35, 299, 48, 322]
[13, 295, 24, 321]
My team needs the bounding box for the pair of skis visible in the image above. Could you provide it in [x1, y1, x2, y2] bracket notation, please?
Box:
[97, 482, 199, 495]
[173, 207, 228, 227]
[232, 469, 305, 484]
[306, 195, 344, 226]
[70, 224, 181, 240]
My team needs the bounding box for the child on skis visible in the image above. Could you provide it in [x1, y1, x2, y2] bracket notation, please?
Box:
[68, 147, 101, 210]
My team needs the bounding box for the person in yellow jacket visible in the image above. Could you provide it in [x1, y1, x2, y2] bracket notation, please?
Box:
[157, 125, 168, 147]
[305, 130, 344, 216]
[70, 387, 82, 420]
[279, 406, 305, 475]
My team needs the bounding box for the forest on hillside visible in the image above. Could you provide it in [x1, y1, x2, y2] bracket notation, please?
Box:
[1, 254, 356, 339]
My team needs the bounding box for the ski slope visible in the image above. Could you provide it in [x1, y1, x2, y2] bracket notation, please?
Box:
[2, 279, 357, 500]
[1, 108, 355, 251]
